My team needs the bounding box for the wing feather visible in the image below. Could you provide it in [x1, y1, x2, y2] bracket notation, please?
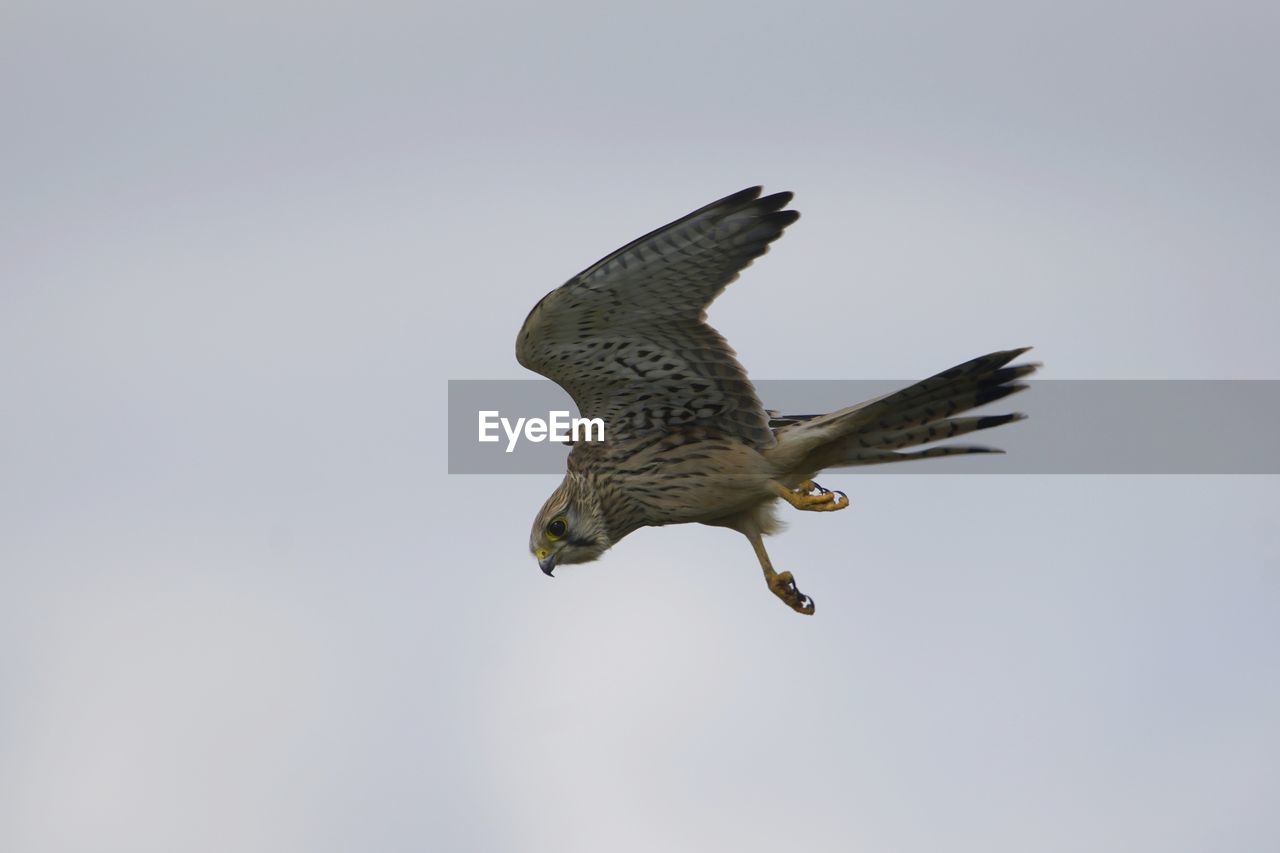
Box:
[517, 187, 798, 448]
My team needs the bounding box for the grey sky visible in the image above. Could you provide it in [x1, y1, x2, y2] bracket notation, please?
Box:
[2, 2, 1278, 852]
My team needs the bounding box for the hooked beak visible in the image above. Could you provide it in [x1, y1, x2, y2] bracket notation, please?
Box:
[538, 551, 557, 577]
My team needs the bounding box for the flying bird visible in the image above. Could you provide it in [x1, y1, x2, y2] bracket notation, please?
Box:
[517, 187, 1036, 614]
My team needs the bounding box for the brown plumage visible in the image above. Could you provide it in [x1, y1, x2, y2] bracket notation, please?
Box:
[517, 187, 1037, 614]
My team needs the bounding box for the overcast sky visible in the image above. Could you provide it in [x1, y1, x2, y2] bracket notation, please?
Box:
[3, 2, 1278, 852]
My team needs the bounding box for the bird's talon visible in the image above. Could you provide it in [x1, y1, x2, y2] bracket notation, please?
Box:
[768, 570, 816, 615]
[793, 480, 816, 495]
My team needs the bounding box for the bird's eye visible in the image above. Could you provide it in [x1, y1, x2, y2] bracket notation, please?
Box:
[546, 517, 567, 540]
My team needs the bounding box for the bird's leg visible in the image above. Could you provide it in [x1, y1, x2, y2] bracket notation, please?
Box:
[745, 526, 814, 615]
[772, 480, 849, 512]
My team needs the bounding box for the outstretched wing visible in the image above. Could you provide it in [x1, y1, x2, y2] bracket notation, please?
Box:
[517, 187, 798, 448]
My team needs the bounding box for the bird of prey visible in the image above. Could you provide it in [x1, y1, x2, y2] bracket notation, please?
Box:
[517, 187, 1036, 614]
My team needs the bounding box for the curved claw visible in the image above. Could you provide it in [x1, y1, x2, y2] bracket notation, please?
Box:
[769, 570, 816, 615]
[799, 490, 848, 511]
[795, 480, 829, 496]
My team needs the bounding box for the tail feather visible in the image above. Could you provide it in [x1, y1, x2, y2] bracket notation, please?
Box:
[865, 375, 1032, 438]
[857, 412, 1027, 451]
[856, 351, 1034, 426]
[831, 444, 1007, 466]
[765, 348, 1038, 474]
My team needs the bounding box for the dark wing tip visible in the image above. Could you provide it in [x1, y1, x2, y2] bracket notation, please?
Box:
[765, 207, 801, 226]
[711, 187, 796, 221]
[714, 186, 765, 209]
[756, 190, 795, 213]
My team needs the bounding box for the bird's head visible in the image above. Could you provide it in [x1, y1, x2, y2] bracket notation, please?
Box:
[529, 476, 611, 576]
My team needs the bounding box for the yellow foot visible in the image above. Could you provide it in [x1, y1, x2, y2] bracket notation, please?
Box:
[768, 570, 815, 615]
[776, 480, 850, 512]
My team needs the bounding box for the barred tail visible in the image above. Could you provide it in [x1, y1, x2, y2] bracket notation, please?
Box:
[766, 348, 1038, 474]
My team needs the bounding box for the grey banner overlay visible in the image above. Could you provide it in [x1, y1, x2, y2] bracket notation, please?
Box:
[448, 380, 1280, 474]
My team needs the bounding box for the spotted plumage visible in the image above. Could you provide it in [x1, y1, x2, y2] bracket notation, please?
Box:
[518, 187, 1037, 614]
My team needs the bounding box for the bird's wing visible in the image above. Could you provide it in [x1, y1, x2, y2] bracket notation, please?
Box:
[517, 187, 797, 448]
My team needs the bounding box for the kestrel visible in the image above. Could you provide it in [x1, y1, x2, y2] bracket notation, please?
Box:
[517, 187, 1036, 614]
